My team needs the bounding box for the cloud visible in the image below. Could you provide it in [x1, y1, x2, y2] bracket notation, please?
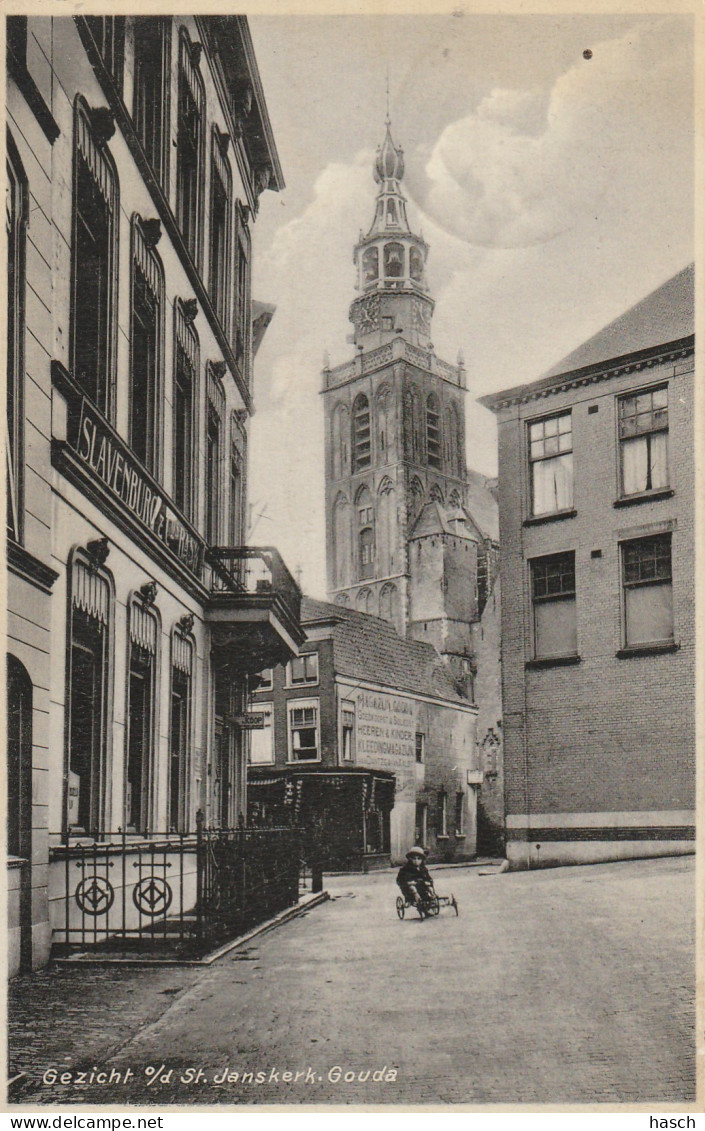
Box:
[249, 152, 375, 594]
[413, 17, 692, 249]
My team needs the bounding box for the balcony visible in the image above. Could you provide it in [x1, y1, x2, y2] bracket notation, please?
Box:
[205, 546, 304, 674]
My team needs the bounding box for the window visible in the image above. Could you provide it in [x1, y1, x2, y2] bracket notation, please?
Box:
[332, 405, 349, 478]
[257, 668, 273, 691]
[455, 791, 465, 836]
[622, 533, 673, 647]
[206, 406, 221, 545]
[352, 394, 371, 470]
[409, 246, 424, 282]
[529, 412, 573, 516]
[415, 733, 425, 764]
[209, 132, 232, 331]
[531, 551, 577, 659]
[426, 394, 441, 469]
[362, 246, 378, 285]
[176, 31, 204, 265]
[229, 417, 245, 546]
[384, 242, 404, 278]
[71, 100, 118, 421]
[288, 700, 320, 762]
[173, 302, 198, 519]
[169, 633, 192, 833]
[130, 219, 163, 475]
[341, 702, 355, 762]
[126, 602, 158, 834]
[132, 18, 170, 186]
[619, 387, 668, 496]
[289, 653, 319, 686]
[86, 17, 125, 93]
[414, 802, 428, 847]
[359, 527, 375, 579]
[248, 704, 274, 765]
[7, 135, 27, 541]
[67, 558, 111, 835]
[438, 790, 448, 837]
[7, 656, 32, 860]
[234, 208, 251, 370]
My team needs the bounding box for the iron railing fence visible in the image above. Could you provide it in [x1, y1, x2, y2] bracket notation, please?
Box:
[51, 817, 304, 958]
[197, 817, 303, 943]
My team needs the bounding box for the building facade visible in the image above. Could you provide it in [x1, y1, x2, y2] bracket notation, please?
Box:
[480, 266, 695, 868]
[7, 15, 303, 974]
[321, 121, 499, 691]
[248, 598, 480, 867]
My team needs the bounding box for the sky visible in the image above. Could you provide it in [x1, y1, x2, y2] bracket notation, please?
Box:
[246, 13, 694, 598]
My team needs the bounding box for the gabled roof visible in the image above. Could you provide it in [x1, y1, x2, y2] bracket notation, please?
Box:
[406, 476, 499, 545]
[408, 501, 479, 541]
[542, 264, 694, 380]
[479, 264, 694, 411]
[300, 597, 469, 706]
[465, 469, 499, 543]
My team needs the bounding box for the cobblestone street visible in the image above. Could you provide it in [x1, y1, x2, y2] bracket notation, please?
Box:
[9, 856, 695, 1107]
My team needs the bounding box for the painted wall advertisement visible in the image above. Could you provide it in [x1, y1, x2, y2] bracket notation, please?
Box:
[352, 689, 416, 800]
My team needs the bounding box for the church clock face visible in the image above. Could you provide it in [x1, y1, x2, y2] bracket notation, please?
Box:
[412, 297, 431, 338]
[353, 294, 380, 335]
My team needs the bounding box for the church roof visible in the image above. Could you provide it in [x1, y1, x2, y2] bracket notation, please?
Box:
[407, 477, 499, 544]
[465, 470, 499, 543]
[300, 597, 469, 706]
[480, 264, 694, 411]
[407, 501, 475, 540]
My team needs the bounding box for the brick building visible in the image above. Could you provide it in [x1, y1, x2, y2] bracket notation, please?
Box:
[6, 16, 303, 973]
[479, 265, 695, 868]
[248, 597, 480, 867]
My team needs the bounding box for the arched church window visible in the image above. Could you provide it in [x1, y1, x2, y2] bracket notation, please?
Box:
[332, 403, 349, 478]
[444, 404, 457, 472]
[376, 389, 389, 457]
[386, 199, 397, 224]
[352, 394, 371, 470]
[362, 246, 379, 286]
[335, 593, 350, 607]
[359, 527, 374, 580]
[356, 587, 374, 614]
[377, 477, 396, 574]
[333, 493, 351, 587]
[426, 393, 442, 469]
[384, 242, 404, 278]
[429, 483, 444, 504]
[379, 582, 399, 627]
[449, 488, 462, 509]
[410, 246, 423, 282]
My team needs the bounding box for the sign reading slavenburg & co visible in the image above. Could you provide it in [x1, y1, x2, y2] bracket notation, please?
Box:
[52, 362, 204, 581]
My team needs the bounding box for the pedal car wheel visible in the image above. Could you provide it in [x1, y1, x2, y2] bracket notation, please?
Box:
[396, 896, 405, 920]
[451, 895, 459, 916]
[427, 897, 440, 917]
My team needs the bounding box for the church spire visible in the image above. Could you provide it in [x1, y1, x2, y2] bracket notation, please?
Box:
[349, 118, 434, 350]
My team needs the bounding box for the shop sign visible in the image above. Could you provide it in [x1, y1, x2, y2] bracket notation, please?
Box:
[354, 690, 416, 800]
[233, 713, 266, 729]
[75, 399, 203, 576]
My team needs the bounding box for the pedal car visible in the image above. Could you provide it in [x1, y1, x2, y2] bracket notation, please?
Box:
[396, 889, 458, 919]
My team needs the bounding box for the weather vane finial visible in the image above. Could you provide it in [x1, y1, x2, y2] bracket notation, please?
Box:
[385, 68, 390, 124]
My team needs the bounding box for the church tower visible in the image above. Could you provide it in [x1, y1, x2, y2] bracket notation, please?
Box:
[322, 120, 487, 681]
